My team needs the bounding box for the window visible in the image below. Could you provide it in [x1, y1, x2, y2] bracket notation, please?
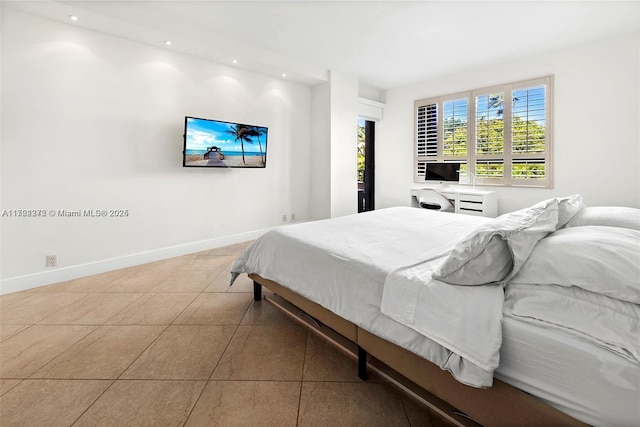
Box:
[414, 76, 553, 187]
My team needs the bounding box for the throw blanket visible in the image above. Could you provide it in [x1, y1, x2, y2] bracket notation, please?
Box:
[381, 260, 505, 386]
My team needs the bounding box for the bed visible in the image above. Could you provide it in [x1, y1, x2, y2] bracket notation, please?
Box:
[230, 197, 640, 426]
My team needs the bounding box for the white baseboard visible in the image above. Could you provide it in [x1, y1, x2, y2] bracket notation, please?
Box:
[0, 228, 273, 295]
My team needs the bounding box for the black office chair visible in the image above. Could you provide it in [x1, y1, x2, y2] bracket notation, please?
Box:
[417, 189, 454, 212]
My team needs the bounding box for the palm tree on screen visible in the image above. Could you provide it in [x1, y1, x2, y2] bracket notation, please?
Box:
[226, 124, 253, 164]
[247, 127, 266, 164]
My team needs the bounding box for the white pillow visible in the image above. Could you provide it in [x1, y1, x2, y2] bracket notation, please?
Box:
[556, 194, 584, 229]
[565, 206, 640, 231]
[510, 226, 640, 304]
[434, 198, 559, 285]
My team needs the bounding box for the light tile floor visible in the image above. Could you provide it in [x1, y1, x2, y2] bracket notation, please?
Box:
[0, 242, 454, 426]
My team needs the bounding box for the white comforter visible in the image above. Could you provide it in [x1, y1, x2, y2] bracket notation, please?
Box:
[231, 207, 501, 387]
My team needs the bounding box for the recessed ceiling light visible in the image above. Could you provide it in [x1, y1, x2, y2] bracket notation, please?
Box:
[164, 41, 172, 46]
[232, 59, 238, 64]
[281, 73, 287, 78]
[68, 15, 79, 21]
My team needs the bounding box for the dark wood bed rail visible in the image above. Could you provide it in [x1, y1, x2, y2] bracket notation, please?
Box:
[250, 274, 586, 427]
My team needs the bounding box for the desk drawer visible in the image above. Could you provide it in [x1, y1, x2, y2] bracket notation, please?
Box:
[459, 196, 485, 216]
[458, 194, 484, 203]
[459, 207, 485, 216]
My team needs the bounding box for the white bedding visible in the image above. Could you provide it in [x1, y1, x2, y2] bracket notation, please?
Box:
[231, 207, 495, 386]
[504, 283, 640, 364]
[231, 203, 640, 425]
[380, 258, 504, 385]
[380, 197, 563, 385]
[497, 317, 640, 426]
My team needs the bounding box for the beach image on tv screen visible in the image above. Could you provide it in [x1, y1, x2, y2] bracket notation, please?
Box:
[184, 117, 268, 168]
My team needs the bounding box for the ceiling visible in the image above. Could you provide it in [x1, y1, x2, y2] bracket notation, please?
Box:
[5, 0, 640, 90]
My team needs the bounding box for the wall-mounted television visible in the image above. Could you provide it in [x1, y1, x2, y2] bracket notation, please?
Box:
[425, 162, 460, 182]
[183, 116, 268, 168]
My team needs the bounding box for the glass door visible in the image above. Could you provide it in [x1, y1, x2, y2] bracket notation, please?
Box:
[357, 118, 375, 212]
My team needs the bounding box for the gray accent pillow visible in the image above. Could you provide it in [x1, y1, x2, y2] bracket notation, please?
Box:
[434, 198, 559, 285]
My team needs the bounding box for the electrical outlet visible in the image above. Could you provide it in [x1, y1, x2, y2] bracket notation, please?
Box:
[291, 213, 296, 221]
[45, 255, 57, 268]
[282, 214, 287, 222]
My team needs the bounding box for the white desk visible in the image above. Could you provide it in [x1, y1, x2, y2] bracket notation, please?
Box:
[411, 187, 497, 217]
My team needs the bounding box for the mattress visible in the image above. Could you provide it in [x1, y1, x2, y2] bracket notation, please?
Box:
[496, 318, 640, 426]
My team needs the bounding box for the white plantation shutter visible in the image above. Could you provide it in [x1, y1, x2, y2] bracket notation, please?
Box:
[473, 90, 506, 184]
[416, 161, 427, 179]
[442, 98, 468, 158]
[512, 158, 546, 180]
[414, 76, 553, 187]
[475, 93, 504, 156]
[416, 103, 437, 157]
[512, 86, 546, 154]
[414, 93, 469, 181]
[415, 101, 438, 180]
[508, 79, 551, 185]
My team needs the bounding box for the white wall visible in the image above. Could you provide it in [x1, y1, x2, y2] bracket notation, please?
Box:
[309, 71, 360, 220]
[377, 32, 640, 214]
[0, 8, 312, 289]
[310, 82, 331, 220]
[329, 71, 359, 218]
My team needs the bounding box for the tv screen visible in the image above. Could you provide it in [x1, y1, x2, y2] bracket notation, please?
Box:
[425, 162, 460, 182]
[183, 116, 268, 168]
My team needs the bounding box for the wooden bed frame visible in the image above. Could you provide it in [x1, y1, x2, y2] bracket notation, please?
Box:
[251, 274, 587, 427]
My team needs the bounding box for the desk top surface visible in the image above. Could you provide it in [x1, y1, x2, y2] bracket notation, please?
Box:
[410, 186, 495, 195]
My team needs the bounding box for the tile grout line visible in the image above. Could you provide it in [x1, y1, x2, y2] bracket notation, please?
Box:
[2, 286, 120, 426]
[33, 292, 95, 325]
[65, 269, 207, 426]
[10, 324, 100, 382]
[21, 282, 166, 383]
[69, 378, 118, 427]
[296, 327, 310, 426]
[64, 302, 176, 425]
[181, 274, 253, 425]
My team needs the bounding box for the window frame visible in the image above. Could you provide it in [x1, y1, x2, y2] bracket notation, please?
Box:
[414, 76, 554, 188]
